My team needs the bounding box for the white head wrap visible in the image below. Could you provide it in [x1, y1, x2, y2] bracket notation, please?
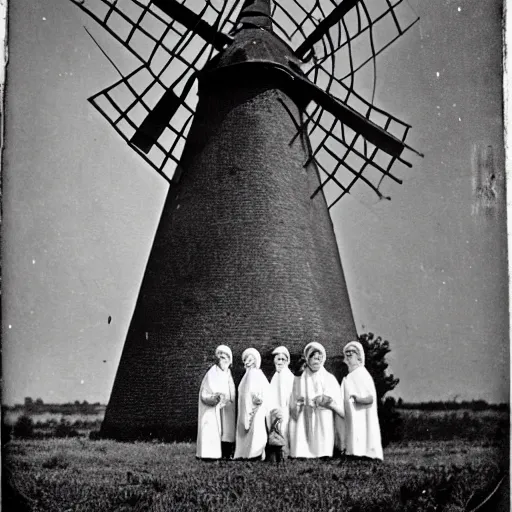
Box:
[242, 347, 261, 369]
[271, 346, 290, 362]
[303, 342, 326, 363]
[343, 341, 365, 366]
[215, 344, 232, 364]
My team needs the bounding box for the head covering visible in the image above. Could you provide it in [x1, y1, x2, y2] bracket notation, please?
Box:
[343, 341, 365, 366]
[272, 346, 290, 362]
[215, 344, 233, 364]
[242, 347, 261, 369]
[303, 342, 326, 362]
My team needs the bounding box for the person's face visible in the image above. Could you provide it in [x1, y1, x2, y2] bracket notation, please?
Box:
[307, 351, 323, 372]
[274, 354, 288, 372]
[217, 352, 230, 371]
[244, 355, 256, 369]
[344, 349, 360, 370]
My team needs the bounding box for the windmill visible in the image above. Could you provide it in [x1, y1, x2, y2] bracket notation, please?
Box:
[70, 0, 421, 441]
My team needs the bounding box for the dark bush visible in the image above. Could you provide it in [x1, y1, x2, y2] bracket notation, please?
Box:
[89, 430, 102, 440]
[54, 420, 79, 438]
[13, 415, 34, 439]
[379, 396, 404, 445]
[42, 453, 69, 469]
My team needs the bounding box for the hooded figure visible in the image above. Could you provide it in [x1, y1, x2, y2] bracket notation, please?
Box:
[196, 345, 236, 459]
[288, 342, 343, 458]
[268, 346, 295, 454]
[339, 341, 383, 460]
[234, 348, 271, 460]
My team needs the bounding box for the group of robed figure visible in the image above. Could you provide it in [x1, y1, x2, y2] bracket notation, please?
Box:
[196, 341, 383, 461]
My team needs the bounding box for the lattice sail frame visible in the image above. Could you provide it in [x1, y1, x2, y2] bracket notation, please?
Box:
[71, 0, 420, 206]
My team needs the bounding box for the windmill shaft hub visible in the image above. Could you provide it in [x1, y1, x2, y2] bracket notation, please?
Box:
[235, 0, 273, 30]
[208, 28, 302, 72]
[202, 27, 309, 106]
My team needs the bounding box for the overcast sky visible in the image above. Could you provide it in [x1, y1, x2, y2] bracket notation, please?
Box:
[3, 0, 508, 405]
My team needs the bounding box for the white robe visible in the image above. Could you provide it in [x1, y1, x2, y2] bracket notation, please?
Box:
[196, 364, 236, 459]
[339, 366, 383, 460]
[234, 368, 270, 459]
[268, 367, 295, 451]
[288, 367, 342, 458]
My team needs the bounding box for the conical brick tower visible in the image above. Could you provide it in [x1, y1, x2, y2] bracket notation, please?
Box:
[100, 0, 357, 441]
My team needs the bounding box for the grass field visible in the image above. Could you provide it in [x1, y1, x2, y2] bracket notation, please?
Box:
[4, 437, 508, 512]
[4, 407, 508, 511]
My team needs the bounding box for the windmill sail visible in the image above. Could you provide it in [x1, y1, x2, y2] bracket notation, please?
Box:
[71, 0, 420, 202]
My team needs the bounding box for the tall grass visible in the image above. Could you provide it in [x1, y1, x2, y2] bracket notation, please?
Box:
[4, 408, 508, 510]
[4, 438, 507, 512]
[398, 409, 508, 443]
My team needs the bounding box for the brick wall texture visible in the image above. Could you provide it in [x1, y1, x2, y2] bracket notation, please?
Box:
[100, 67, 358, 441]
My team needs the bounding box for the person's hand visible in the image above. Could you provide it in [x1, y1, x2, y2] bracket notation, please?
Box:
[319, 395, 333, 408]
[252, 394, 263, 406]
[271, 408, 283, 420]
[350, 394, 373, 405]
